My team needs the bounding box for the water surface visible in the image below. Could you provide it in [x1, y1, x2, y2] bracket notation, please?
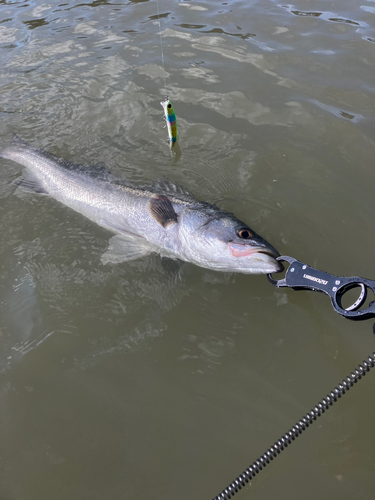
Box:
[0, 1, 375, 499]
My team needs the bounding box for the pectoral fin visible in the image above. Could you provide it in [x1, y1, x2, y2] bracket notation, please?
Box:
[101, 235, 154, 264]
[149, 195, 178, 228]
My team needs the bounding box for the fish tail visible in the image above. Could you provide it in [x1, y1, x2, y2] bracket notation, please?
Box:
[0, 135, 32, 160]
[0, 147, 11, 160]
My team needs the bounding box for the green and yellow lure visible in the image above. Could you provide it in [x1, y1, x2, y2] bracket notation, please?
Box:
[161, 97, 177, 148]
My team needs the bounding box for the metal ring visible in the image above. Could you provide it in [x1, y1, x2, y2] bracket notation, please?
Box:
[267, 256, 295, 287]
[344, 283, 367, 312]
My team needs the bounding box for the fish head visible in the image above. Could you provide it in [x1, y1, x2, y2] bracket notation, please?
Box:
[180, 207, 283, 274]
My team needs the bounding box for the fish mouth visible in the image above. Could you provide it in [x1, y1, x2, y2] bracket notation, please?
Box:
[228, 243, 283, 273]
[229, 243, 278, 259]
[257, 250, 284, 272]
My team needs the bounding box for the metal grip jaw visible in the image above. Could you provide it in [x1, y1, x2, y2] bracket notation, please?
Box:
[268, 256, 375, 321]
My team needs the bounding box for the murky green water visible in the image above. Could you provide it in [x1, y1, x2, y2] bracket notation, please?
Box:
[1, 1, 375, 499]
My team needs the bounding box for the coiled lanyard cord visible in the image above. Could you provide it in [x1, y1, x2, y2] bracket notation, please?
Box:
[213, 351, 375, 500]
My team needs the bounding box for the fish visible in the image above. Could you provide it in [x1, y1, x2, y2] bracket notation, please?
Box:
[0, 136, 282, 274]
[161, 97, 177, 147]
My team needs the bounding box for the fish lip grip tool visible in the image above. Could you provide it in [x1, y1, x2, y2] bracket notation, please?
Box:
[268, 256, 375, 321]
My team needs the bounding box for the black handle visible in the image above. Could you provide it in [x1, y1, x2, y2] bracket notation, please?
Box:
[268, 256, 375, 321]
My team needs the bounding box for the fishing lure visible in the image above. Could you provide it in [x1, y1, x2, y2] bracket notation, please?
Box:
[161, 97, 177, 148]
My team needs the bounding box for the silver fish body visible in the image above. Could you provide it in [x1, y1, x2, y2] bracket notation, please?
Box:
[0, 137, 282, 274]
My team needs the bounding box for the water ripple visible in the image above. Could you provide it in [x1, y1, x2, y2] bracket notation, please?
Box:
[279, 4, 369, 27]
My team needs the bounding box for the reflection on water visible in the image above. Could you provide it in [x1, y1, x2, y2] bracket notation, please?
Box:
[0, 261, 44, 370]
[0, 0, 375, 499]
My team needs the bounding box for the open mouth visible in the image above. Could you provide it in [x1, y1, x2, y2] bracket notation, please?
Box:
[228, 244, 283, 271]
[257, 250, 280, 258]
[229, 243, 278, 259]
[226, 242, 283, 273]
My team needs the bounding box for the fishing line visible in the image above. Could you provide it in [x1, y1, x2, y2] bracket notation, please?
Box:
[212, 350, 375, 499]
[155, 0, 178, 152]
[155, 0, 167, 98]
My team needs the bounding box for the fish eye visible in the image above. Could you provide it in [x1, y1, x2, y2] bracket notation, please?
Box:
[236, 228, 252, 239]
[167, 103, 172, 109]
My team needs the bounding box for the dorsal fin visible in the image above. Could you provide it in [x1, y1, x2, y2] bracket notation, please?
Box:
[12, 134, 27, 147]
[150, 177, 196, 202]
[89, 161, 113, 178]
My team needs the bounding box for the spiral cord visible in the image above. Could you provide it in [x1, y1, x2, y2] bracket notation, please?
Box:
[213, 352, 375, 500]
